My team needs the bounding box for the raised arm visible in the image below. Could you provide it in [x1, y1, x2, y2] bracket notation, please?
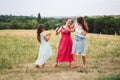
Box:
[70, 20, 77, 28]
[68, 20, 77, 32]
[67, 27, 75, 32]
[44, 33, 51, 41]
[55, 26, 62, 35]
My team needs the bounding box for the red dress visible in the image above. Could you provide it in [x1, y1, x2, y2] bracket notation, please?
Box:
[56, 26, 73, 62]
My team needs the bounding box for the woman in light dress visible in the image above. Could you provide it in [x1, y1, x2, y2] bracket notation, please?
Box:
[35, 24, 52, 68]
[70, 17, 88, 68]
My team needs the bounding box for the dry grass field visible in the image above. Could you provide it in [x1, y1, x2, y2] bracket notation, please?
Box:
[0, 30, 120, 80]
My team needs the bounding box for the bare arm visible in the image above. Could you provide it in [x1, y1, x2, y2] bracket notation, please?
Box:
[69, 20, 77, 32]
[55, 26, 62, 35]
[70, 20, 76, 28]
[44, 33, 51, 41]
[66, 27, 75, 32]
[82, 29, 87, 36]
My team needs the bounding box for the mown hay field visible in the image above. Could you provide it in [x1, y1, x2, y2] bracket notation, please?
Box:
[0, 30, 120, 80]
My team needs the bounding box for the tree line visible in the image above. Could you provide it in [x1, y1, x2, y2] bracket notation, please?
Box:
[0, 14, 120, 35]
[85, 16, 120, 35]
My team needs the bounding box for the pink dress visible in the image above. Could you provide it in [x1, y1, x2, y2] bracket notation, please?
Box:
[56, 26, 73, 62]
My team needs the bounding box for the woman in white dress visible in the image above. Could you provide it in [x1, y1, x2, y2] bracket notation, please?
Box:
[35, 24, 52, 68]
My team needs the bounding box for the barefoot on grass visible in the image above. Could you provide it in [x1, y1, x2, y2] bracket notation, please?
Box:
[41, 63, 45, 68]
[54, 64, 58, 67]
[81, 65, 87, 69]
[35, 65, 40, 68]
[71, 64, 79, 68]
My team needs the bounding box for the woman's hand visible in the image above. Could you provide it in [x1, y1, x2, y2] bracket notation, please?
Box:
[55, 27, 59, 31]
[56, 27, 62, 35]
[66, 27, 75, 32]
[82, 29, 87, 36]
[46, 33, 51, 36]
[71, 20, 76, 28]
[44, 33, 51, 41]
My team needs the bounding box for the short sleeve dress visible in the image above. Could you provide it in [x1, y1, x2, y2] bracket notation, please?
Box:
[35, 32, 52, 66]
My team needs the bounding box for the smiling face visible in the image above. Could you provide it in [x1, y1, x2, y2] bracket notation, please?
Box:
[66, 18, 71, 26]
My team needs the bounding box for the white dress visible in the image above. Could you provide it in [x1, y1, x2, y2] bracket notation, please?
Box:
[35, 32, 52, 66]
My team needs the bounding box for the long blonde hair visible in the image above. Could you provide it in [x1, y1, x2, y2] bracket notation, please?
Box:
[37, 24, 45, 43]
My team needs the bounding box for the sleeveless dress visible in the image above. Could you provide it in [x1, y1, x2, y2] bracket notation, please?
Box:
[72, 23, 86, 56]
[35, 32, 52, 66]
[56, 26, 73, 62]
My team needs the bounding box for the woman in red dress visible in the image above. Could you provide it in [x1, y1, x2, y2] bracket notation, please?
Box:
[55, 18, 73, 67]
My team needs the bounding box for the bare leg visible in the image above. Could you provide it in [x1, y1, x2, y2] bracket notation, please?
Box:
[55, 62, 58, 67]
[82, 56, 86, 68]
[71, 54, 78, 68]
[74, 54, 78, 66]
[69, 62, 72, 68]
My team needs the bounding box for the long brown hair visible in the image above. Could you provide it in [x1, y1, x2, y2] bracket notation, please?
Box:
[37, 24, 45, 43]
[77, 17, 88, 32]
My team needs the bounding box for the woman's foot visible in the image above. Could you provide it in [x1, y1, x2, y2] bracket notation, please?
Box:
[35, 65, 40, 68]
[69, 62, 72, 68]
[71, 64, 79, 68]
[41, 63, 45, 68]
[69, 65, 72, 68]
[71, 65, 79, 68]
[82, 65, 87, 69]
[54, 63, 58, 67]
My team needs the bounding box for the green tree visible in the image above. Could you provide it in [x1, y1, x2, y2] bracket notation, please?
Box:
[9, 19, 20, 29]
[37, 13, 41, 24]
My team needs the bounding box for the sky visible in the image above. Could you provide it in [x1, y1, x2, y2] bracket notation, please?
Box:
[0, 0, 120, 17]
